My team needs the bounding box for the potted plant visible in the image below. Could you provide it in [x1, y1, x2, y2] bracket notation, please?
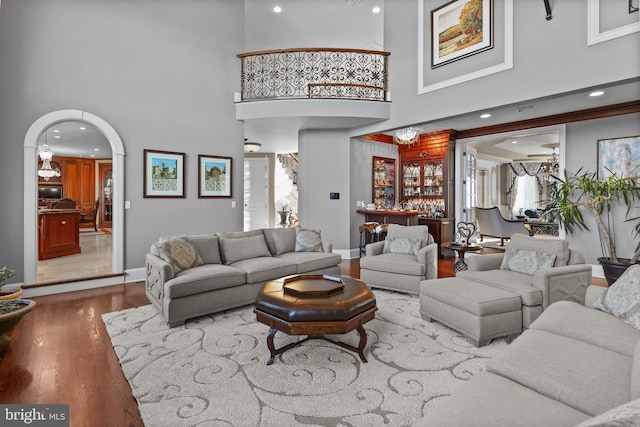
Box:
[0, 299, 36, 353]
[541, 168, 640, 285]
[0, 266, 22, 301]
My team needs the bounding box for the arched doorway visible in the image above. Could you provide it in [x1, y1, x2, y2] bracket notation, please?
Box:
[23, 110, 125, 285]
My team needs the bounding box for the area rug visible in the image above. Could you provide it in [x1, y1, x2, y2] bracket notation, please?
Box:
[102, 290, 508, 427]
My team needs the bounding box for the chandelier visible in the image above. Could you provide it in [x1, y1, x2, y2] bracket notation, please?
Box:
[393, 127, 419, 145]
[244, 139, 262, 153]
[37, 132, 61, 181]
[540, 149, 559, 181]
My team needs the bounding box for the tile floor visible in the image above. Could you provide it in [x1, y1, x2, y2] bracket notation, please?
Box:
[37, 229, 113, 283]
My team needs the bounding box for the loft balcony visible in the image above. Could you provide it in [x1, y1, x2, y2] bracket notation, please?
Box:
[235, 48, 391, 130]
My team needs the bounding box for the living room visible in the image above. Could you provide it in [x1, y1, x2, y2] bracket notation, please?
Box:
[0, 0, 639, 425]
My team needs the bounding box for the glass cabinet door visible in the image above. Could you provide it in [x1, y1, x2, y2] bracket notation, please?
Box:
[402, 162, 421, 198]
[423, 161, 444, 196]
[372, 157, 396, 208]
[101, 166, 113, 228]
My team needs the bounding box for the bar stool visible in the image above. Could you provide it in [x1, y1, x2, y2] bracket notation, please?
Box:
[358, 222, 380, 257]
[375, 223, 389, 242]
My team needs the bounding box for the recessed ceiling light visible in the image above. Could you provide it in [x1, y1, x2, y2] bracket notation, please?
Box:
[53, 129, 60, 133]
[589, 90, 604, 97]
[372, 6, 381, 13]
[90, 154, 95, 158]
[54, 135, 61, 139]
[273, 6, 282, 13]
[511, 140, 518, 144]
[79, 126, 86, 130]
[94, 148, 100, 151]
[480, 113, 491, 119]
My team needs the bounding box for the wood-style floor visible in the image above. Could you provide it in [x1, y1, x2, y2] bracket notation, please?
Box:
[0, 255, 602, 426]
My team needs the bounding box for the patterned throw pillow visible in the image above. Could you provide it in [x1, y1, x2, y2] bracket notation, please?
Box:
[500, 248, 556, 275]
[295, 228, 323, 252]
[155, 236, 203, 273]
[593, 264, 640, 331]
[383, 237, 422, 255]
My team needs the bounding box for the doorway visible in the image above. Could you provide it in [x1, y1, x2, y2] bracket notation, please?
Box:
[244, 157, 269, 231]
[23, 110, 125, 286]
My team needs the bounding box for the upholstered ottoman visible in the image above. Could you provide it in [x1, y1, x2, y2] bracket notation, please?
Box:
[419, 277, 523, 346]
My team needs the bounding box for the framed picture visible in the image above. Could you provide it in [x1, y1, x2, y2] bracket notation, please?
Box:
[143, 149, 185, 198]
[431, 0, 493, 68]
[597, 135, 640, 179]
[198, 154, 232, 198]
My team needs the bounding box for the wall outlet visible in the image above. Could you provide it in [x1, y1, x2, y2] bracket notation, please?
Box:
[231, 200, 237, 208]
[125, 201, 131, 209]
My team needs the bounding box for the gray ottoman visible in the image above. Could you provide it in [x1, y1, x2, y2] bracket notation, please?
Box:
[420, 277, 523, 347]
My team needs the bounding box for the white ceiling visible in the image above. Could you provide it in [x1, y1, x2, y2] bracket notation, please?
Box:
[37, 120, 112, 158]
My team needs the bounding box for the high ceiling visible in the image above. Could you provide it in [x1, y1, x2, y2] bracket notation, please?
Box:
[37, 120, 112, 158]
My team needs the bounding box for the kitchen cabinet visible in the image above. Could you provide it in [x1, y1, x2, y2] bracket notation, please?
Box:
[38, 209, 81, 260]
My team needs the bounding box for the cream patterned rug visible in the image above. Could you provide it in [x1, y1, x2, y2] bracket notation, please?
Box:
[102, 290, 508, 427]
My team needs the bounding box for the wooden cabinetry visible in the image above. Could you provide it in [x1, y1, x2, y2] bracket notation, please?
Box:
[372, 157, 395, 208]
[99, 163, 113, 228]
[38, 210, 81, 260]
[399, 130, 456, 218]
[418, 217, 454, 258]
[61, 157, 95, 215]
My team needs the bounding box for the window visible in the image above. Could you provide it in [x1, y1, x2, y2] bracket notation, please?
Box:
[513, 174, 539, 215]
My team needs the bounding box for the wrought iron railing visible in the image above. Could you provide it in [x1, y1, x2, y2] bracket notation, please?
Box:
[237, 48, 390, 102]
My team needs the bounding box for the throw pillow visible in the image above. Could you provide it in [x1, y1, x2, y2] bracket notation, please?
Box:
[295, 228, 323, 252]
[573, 397, 640, 427]
[155, 236, 204, 273]
[508, 234, 569, 266]
[386, 224, 429, 247]
[593, 264, 640, 331]
[383, 237, 422, 255]
[500, 248, 557, 275]
[218, 234, 272, 265]
[263, 228, 296, 255]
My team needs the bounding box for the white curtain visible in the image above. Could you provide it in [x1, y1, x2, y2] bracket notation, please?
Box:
[506, 163, 544, 216]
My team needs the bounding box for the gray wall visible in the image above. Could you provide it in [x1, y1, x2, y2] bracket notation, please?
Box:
[564, 113, 640, 264]
[298, 129, 351, 251]
[0, 0, 245, 281]
[350, 139, 398, 250]
[354, 0, 640, 135]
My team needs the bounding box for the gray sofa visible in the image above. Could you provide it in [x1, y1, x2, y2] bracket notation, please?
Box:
[145, 227, 341, 327]
[415, 285, 640, 427]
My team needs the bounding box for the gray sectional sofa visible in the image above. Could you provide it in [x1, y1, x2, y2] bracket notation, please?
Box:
[415, 285, 640, 427]
[145, 227, 341, 327]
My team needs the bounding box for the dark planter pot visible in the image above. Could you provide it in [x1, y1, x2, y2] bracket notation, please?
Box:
[597, 257, 633, 286]
[0, 299, 36, 353]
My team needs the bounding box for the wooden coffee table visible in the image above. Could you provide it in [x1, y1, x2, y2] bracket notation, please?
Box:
[254, 275, 377, 365]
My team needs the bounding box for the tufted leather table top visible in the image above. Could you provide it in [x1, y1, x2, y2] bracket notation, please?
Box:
[254, 274, 377, 365]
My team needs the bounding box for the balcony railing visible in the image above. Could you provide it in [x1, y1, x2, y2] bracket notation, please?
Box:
[237, 48, 390, 102]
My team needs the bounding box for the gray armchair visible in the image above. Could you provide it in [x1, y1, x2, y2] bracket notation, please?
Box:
[359, 224, 438, 294]
[456, 233, 592, 328]
[476, 206, 528, 245]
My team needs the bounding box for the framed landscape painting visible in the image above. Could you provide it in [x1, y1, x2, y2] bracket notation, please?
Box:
[143, 149, 185, 198]
[198, 154, 232, 198]
[597, 135, 640, 179]
[431, 0, 493, 68]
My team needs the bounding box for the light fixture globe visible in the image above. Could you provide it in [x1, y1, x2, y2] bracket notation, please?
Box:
[244, 141, 262, 153]
[393, 127, 419, 145]
[37, 144, 60, 181]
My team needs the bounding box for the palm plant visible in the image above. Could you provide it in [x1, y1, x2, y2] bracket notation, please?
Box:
[541, 168, 640, 264]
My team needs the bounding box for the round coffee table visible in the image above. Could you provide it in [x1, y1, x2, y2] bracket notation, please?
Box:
[441, 242, 483, 272]
[254, 274, 377, 365]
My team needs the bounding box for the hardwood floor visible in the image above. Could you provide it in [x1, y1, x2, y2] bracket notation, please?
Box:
[1, 254, 601, 426]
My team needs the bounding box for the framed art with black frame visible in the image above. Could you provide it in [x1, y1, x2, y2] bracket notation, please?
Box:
[431, 0, 493, 68]
[198, 154, 232, 198]
[143, 149, 185, 198]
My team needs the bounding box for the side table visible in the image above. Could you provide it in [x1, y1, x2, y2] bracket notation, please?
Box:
[441, 242, 483, 272]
